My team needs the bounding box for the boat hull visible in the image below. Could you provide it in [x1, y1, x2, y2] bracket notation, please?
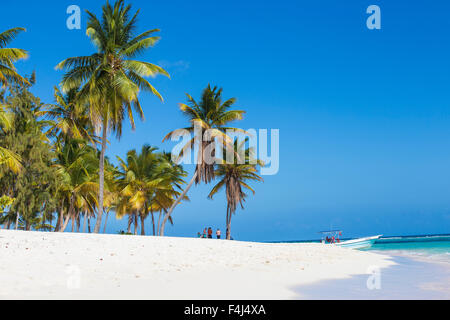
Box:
[335, 235, 382, 250]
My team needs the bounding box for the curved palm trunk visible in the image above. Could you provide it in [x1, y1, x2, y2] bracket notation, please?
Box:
[160, 171, 198, 236]
[61, 212, 71, 232]
[94, 122, 108, 233]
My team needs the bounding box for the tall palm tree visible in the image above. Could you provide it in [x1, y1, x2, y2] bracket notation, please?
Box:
[160, 85, 245, 235]
[0, 27, 28, 87]
[56, 0, 169, 233]
[208, 138, 263, 240]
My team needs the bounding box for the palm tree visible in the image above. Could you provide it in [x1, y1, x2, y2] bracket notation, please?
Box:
[115, 145, 186, 235]
[0, 27, 28, 87]
[160, 85, 245, 236]
[40, 87, 97, 145]
[0, 26, 27, 173]
[0, 103, 21, 173]
[115, 145, 159, 235]
[53, 139, 99, 232]
[56, 0, 169, 233]
[208, 138, 263, 240]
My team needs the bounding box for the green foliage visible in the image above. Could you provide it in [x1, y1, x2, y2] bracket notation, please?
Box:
[0, 80, 59, 230]
[164, 84, 246, 184]
[115, 145, 187, 235]
[0, 2, 254, 237]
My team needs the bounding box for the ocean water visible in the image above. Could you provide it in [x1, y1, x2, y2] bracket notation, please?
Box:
[368, 234, 450, 264]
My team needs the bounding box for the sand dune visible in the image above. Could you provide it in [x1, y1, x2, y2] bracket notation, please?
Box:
[0, 230, 394, 299]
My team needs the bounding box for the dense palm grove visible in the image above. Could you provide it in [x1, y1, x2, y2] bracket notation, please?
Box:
[0, 0, 262, 239]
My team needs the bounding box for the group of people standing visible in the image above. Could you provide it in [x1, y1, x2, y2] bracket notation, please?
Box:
[198, 227, 221, 239]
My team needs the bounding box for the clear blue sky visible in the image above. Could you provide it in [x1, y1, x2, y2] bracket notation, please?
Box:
[3, 0, 450, 240]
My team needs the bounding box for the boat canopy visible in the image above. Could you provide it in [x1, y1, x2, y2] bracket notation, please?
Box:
[318, 230, 342, 234]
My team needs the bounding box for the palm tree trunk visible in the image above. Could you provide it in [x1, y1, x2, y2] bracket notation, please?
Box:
[94, 122, 108, 233]
[134, 211, 138, 235]
[61, 213, 71, 232]
[226, 206, 232, 240]
[76, 214, 80, 232]
[61, 194, 75, 232]
[140, 213, 145, 236]
[59, 210, 64, 231]
[55, 202, 64, 232]
[150, 210, 155, 236]
[15, 212, 19, 230]
[157, 211, 162, 236]
[160, 171, 198, 236]
[127, 215, 132, 234]
[88, 217, 91, 233]
[103, 210, 109, 234]
[55, 210, 62, 232]
[83, 212, 87, 233]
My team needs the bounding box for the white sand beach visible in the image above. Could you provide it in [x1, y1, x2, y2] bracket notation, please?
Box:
[0, 230, 395, 299]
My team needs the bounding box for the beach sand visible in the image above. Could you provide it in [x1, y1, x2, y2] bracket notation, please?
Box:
[0, 230, 394, 299]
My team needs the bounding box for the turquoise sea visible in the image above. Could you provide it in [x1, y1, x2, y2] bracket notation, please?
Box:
[368, 234, 450, 264]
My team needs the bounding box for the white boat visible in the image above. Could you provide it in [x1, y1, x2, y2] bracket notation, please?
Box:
[319, 230, 382, 250]
[335, 235, 382, 250]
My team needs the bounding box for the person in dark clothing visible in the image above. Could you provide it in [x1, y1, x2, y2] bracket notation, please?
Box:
[207, 227, 213, 238]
